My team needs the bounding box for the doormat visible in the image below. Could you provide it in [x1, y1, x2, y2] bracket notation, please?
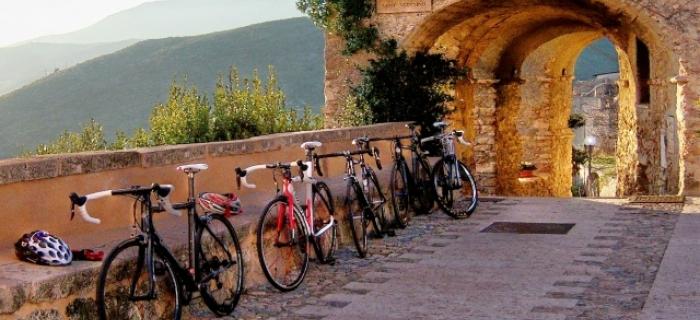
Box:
[481, 222, 575, 235]
[628, 195, 685, 203]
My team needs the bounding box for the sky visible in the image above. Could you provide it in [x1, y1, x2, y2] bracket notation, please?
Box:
[0, 0, 155, 47]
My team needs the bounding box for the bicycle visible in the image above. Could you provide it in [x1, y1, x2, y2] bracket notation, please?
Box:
[361, 123, 435, 228]
[69, 164, 244, 319]
[422, 121, 479, 218]
[235, 141, 336, 292]
[314, 144, 386, 258]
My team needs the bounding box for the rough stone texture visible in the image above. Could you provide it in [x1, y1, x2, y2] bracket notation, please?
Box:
[324, 0, 700, 196]
[573, 77, 620, 155]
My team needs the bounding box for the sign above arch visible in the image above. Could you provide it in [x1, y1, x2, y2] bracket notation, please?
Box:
[376, 0, 432, 14]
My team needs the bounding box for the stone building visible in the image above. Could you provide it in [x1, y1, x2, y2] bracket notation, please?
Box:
[572, 73, 620, 155]
[323, 0, 699, 198]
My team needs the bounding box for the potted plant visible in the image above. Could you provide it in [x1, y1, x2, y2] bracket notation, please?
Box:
[519, 162, 537, 178]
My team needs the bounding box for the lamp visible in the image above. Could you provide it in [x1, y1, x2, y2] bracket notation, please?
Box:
[584, 135, 597, 197]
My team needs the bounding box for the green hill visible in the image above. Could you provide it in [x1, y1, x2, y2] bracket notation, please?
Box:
[0, 40, 138, 96]
[0, 18, 324, 158]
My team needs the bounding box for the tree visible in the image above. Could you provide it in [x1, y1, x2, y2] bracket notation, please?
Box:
[353, 44, 466, 137]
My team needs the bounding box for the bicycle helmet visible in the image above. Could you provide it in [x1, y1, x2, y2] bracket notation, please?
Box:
[15, 230, 72, 266]
[198, 192, 242, 216]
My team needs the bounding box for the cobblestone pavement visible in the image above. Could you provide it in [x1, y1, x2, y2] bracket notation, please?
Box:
[185, 198, 681, 320]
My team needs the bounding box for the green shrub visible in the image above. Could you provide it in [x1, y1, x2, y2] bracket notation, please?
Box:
[29, 67, 322, 156]
[32, 119, 108, 155]
[149, 83, 210, 145]
[352, 44, 466, 137]
[210, 67, 321, 141]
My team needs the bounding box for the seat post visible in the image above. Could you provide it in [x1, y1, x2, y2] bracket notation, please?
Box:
[187, 171, 196, 201]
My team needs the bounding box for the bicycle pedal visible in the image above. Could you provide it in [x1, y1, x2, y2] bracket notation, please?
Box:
[323, 257, 337, 265]
[385, 229, 397, 237]
[154, 261, 166, 276]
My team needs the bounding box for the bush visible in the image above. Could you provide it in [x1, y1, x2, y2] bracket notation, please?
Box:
[149, 83, 210, 145]
[29, 67, 323, 156]
[352, 44, 466, 137]
[210, 67, 320, 141]
[32, 119, 108, 155]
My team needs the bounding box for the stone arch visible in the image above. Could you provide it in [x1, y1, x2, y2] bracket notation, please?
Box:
[394, 0, 681, 196]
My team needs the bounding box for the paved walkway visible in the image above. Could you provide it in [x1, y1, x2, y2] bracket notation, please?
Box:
[187, 198, 689, 320]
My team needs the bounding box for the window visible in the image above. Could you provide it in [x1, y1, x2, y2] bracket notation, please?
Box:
[636, 38, 651, 104]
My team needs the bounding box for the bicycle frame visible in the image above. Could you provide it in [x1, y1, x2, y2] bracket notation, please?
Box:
[69, 169, 237, 304]
[237, 156, 335, 259]
[423, 124, 470, 190]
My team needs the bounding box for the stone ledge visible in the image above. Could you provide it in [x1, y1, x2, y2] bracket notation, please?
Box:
[0, 123, 406, 186]
[0, 177, 357, 317]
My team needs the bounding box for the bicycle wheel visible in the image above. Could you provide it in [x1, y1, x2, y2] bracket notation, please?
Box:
[412, 155, 435, 214]
[365, 168, 388, 235]
[196, 213, 244, 316]
[97, 238, 182, 320]
[390, 160, 411, 228]
[312, 182, 337, 263]
[431, 158, 479, 219]
[257, 197, 309, 291]
[346, 181, 368, 258]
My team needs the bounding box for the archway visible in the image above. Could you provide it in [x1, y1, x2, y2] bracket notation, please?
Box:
[400, 0, 680, 197]
[571, 38, 621, 197]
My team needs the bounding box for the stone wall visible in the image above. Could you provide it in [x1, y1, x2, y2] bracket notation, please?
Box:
[324, 0, 700, 196]
[0, 123, 406, 318]
[572, 77, 620, 155]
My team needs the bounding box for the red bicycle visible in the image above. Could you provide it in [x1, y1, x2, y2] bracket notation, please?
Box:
[235, 141, 336, 291]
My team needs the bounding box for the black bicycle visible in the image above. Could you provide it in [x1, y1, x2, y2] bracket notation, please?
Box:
[422, 122, 479, 218]
[69, 164, 244, 319]
[314, 146, 387, 258]
[362, 123, 434, 228]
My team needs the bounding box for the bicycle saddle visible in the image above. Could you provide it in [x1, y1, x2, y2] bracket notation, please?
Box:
[352, 137, 370, 145]
[177, 163, 209, 173]
[301, 141, 323, 150]
[433, 121, 448, 128]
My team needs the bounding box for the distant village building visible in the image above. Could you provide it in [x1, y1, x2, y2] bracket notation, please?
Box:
[572, 73, 620, 155]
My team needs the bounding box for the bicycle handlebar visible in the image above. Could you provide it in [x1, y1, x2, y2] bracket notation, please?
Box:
[69, 184, 179, 224]
[235, 161, 311, 190]
[420, 130, 471, 146]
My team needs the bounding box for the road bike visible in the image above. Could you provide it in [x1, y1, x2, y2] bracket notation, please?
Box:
[422, 121, 479, 218]
[69, 164, 244, 319]
[314, 144, 387, 258]
[235, 141, 336, 291]
[361, 123, 435, 228]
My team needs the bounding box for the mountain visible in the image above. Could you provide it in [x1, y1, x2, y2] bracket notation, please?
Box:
[0, 0, 302, 97]
[0, 18, 324, 158]
[29, 0, 302, 44]
[575, 39, 619, 80]
[0, 40, 138, 96]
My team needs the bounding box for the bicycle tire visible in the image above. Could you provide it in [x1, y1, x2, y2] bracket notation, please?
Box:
[97, 237, 182, 320]
[312, 181, 337, 263]
[256, 196, 309, 291]
[196, 213, 244, 316]
[365, 167, 388, 235]
[390, 160, 411, 228]
[412, 155, 435, 214]
[346, 181, 368, 258]
[431, 159, 479, 218]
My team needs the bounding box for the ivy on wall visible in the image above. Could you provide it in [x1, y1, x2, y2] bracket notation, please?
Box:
[297, 0, 467, 136]
[297, 0, 380, 55]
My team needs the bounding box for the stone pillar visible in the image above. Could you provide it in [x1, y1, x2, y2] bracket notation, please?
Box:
[471, 81, 499, 195]
[495, 80, 525, 195]
[546, 75, 576, 197]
